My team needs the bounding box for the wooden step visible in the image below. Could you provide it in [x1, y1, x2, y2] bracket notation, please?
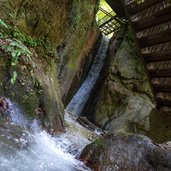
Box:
[138, 29, 171, 47]
[125, 0, 163, 14]
[142, 44, 171, 62]
[146, 61, 171, 70]
[134, 11, 171, 31]
[157, 99, 171, 108]
[152, 78, 171, 93]
[131, 1, 171, 30]
[151, 77, 171, 86]
[143, 53, 171, 63]
[148, 69, 171, 78]
[156, 92, 171, 108]
[136, 21, 171, 38]
[137, 21, 171, 47]
[154, 86, 171, 93]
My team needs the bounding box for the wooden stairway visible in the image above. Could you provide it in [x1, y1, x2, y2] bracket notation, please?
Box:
[123, 0, 171, 110]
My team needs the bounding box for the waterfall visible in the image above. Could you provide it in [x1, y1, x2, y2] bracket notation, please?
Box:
[66, 35, 109, 116]
[1, 98, 28, 127]
[0, 98, 92, 171]
[0, 35, 109, 171]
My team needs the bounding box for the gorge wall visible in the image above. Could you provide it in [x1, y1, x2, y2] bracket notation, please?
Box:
[0, 0, 158, 135]
[0, 0, 99, 133]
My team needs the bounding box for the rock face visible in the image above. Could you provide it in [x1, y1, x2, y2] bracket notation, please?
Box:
[57, 0, 100, 102]
[0, 56, 64, 133]
[92, 25, 155, 133]
[148, 109, 171, 143]
[0, 0, 99, 132]
[0, 0, 72, 47]
[80, 133, 171, 171]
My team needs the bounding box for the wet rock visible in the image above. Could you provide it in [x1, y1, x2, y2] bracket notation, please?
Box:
[148, 109, 171, 143]
[80, 133, 171, 171]
[0, 121, 29, 154]
[0, 96, 9, 114]
[63, 112, 100, 156]
[92, 25, 155, 133]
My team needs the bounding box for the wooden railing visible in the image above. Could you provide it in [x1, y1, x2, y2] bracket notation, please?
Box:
[97, 7, 125, 36]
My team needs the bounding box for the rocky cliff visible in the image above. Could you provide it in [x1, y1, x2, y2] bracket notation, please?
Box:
[0, 0, 99, 133]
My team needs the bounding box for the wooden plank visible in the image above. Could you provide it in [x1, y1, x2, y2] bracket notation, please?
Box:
[156, 92, 171, 108]
[143, 49, 171, 63]
[148, 69, 171, 78]
[157, 99, 171, 108]
[99, 7, 114, 18]
[138, 29, 171, 47]
[126, 0, 163, 14]
[133, 8, 171, 31]
[154, 86, 171, 93]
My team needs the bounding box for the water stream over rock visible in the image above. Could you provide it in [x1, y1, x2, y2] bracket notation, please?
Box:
[0, 98, 93, 171]
[66, 35, 109, 116]
[0, 34, 109, 171]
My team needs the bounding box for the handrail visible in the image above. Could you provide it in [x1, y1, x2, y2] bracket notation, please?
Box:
[97, 7, 125, 36]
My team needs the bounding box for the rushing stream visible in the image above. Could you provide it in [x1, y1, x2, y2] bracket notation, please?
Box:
[66, 35, 109, 116]
[0, 34, 109, 171]
[0, 98, 92, 171]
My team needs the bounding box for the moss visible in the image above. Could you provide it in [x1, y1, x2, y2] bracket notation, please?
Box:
[113, 129, 132, 137]
[64, 0, 96, 70]
[0, 0, 98, 132]
[0, 0, 72, 48]
[93, 138, 105, 151]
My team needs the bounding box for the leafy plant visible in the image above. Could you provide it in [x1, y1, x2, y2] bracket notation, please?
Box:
[0, 19, 9, 38]
[12, 28, 38, 47]
[1, 38, 32, 66]
[0, 32, 4, 38]
[0, 18, 9, 29]
[10, 71, 17, 84]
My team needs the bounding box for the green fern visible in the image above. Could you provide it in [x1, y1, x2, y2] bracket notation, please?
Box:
[10, 71, 17, 84]
[0, 18, 9, 29]
[1, 39, 32, 66]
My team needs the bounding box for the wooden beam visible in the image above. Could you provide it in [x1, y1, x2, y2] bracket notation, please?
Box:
[138, 29, 171, 47]
[133, 9, 171, 31]
[148, 69, 171, 78]
[126, 0, 163, 14]
[99, 7, 114, 18]
[154, 86, 171, 93]
[143, 49, 171, 63]
[157, 99, 171, 108]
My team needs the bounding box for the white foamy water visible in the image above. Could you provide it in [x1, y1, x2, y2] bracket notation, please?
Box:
[0, 98, 91, 171]
[0, 131, 90, 171]
[66, 35, 109, 116]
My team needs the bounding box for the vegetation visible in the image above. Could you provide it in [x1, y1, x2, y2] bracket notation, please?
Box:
[0, 18, 55, 84]
[96, 0, 115, 25]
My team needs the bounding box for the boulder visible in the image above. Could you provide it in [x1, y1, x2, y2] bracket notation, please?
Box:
[80, 133, 171, 171]
[92, 25, 155, 133]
